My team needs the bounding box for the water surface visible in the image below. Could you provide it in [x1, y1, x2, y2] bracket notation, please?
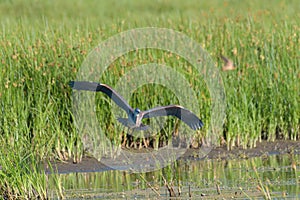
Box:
[47, 153, 299, 199]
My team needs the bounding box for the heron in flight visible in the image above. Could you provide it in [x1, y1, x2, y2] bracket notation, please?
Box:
[221, 55, 235, 71]
[69, 81, 204, 131]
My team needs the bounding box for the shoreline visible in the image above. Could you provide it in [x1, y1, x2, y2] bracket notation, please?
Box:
[44, 140, 300, 174]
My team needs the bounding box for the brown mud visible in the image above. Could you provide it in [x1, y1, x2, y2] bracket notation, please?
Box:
[44, 140, 300, 174]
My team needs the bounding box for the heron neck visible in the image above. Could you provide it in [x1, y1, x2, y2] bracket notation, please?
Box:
[132, 112, 141, 126]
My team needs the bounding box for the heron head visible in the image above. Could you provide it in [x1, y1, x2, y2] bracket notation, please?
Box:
[134, 108, 141, 115]
[132, 108, 141, 125]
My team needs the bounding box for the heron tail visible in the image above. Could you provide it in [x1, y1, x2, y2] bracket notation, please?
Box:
[117, 118, 149, 131]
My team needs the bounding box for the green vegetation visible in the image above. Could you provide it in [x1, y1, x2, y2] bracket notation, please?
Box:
[0, 0, 299, 198]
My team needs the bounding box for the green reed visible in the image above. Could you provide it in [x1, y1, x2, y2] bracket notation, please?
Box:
[0, 0, 299, 198]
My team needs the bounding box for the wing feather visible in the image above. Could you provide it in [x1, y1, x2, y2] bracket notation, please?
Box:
[69, 81, 133, 114]
[142, 105, 203, 130]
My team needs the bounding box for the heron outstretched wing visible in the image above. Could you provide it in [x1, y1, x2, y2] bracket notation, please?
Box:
[69, 81, 134, 114]
[142, 105, 203, 130]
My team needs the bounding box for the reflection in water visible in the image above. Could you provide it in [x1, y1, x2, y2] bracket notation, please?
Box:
[47, 154, 299, 199]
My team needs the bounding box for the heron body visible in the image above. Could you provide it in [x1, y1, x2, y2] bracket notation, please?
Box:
[69, 81, 204, 131]
[117, 108, 147, 130]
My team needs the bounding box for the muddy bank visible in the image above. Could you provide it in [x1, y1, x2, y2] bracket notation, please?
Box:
[188, 140, 300, 160]
[44, 140, 300, 174]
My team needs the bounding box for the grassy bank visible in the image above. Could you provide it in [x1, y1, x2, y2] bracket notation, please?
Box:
[0, 0, 299, 198]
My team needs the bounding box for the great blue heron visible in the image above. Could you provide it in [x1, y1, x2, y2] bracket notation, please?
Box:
[69, 81, 204, 130]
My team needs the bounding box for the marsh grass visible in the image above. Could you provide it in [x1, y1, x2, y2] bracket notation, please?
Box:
[0, 0, 299, 198]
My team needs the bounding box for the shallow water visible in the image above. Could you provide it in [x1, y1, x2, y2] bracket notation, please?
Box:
[47, 154, 299, 199]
